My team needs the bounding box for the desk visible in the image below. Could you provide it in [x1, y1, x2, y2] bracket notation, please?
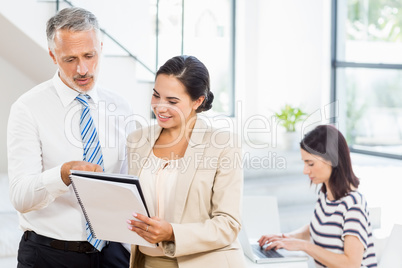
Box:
[245, 257, 309, 268]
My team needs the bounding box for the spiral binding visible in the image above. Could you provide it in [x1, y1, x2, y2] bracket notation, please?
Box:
[71, 178, 97, 238]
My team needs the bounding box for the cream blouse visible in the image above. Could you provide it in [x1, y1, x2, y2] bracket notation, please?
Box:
[138, 150, 182, 256]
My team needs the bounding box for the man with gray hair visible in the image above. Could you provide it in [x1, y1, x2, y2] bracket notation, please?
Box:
[8, 7, 133, 267]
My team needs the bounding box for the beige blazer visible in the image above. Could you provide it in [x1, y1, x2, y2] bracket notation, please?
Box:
[127, 117, 246, 268]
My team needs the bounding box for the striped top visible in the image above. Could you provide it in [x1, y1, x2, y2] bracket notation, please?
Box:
[310, 191, 378, 268]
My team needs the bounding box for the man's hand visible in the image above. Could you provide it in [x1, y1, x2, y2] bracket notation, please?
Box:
[61, 161, 103, 186]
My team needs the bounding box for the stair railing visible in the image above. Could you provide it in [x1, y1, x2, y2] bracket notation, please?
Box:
[56, 0, 156, 76]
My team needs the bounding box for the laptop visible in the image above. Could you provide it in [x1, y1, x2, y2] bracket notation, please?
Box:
[239, 225, 308, 264]
[378, 224, 402, 267]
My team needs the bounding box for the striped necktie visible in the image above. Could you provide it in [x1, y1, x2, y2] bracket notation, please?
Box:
[76, 94, 107, 251]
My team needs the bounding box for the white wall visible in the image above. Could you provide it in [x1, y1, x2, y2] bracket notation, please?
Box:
[0, 6, 56, 174]
[257, 0, 327, 112]
[0, 57, 36, 173]
[98, 56, 153, 123]
[236, 0, 331, 147]
[0, 0, 54, 49]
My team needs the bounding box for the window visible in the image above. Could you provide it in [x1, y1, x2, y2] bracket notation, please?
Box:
[332, 0, 402, 158]
[150, 0, 235, 115]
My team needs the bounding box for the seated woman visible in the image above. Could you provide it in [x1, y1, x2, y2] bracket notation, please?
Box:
[126, 55, 245, 268]
[258, 125, 378, 268]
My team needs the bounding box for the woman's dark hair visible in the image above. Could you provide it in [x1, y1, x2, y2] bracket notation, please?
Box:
[300, 125, 359, 200]
[156, 55, 214, 113]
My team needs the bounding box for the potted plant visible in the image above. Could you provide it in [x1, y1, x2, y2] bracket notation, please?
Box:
[275, 104, 307, 150]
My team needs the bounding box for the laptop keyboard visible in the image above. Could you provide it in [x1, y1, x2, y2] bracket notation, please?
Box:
[252, 244, 284, 258]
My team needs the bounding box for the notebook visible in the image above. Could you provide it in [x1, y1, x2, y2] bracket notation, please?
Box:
[239, 225, 308, 264]
[70, 170, 157, 248]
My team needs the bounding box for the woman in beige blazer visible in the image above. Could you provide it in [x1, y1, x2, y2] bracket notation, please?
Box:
[126, 55, 245, 268]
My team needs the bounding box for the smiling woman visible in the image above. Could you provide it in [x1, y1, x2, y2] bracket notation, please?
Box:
[151, 74, 198, 130]
[150, 56, 212, 133]
[126, 55, 245, 268]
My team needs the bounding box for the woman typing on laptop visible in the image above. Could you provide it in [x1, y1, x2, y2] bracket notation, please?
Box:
[258, 125, 377, 268]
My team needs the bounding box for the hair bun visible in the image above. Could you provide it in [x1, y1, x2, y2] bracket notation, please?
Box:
[197, 91, 214, 112]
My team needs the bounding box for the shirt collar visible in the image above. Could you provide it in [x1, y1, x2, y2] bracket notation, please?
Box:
[53, 71, 100, 107]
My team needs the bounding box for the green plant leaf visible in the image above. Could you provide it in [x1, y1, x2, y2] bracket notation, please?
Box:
[275, 104, 307, 132]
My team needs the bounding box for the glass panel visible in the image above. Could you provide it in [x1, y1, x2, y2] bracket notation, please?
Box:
[337, 0, 402, 64]
[183, 0, 233, 114]
[151, 0, 234, 115]
[337, 67, 402, 156]
[155, 0, 183, 65]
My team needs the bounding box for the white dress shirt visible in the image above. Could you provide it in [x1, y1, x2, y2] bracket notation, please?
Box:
[7, 72, 135, 241]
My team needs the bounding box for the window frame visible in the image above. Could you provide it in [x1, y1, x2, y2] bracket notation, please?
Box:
[331, 0, 402, 160]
